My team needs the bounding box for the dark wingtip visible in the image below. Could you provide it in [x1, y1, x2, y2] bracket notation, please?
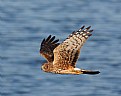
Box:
[41, 38, 45, 45]
[49, 36, 55, 42]
[52, 39, 59, 44]
[86, 26, 91, 30]
[89, 29, 93, 32]
[81, 25, 85, 29]
[88, 34, 92, 36]
[46, 35, 51, 41]
[78, 25, 85, 32]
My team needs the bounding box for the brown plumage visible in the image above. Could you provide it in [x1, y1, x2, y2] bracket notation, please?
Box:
[40, 25, 100, 75]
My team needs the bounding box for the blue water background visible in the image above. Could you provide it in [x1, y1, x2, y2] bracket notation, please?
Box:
[0, 0, 121, 96]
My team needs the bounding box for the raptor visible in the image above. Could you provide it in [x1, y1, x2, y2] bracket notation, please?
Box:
[40, 25, 100, 75]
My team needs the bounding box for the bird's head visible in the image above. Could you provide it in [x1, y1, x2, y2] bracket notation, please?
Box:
[41, 63, 52, 72]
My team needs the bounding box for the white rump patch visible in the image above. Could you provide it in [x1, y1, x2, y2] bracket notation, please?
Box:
[74, 68, 81, 71]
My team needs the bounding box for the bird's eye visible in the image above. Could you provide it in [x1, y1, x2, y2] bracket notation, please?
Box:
[46, 65, 48, 69]
[44, 65, 48, 69]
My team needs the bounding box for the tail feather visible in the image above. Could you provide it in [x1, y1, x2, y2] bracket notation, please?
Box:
[81, 70, 100, 75]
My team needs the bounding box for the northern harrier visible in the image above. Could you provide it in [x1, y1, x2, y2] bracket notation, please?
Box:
[40, 25, 100, 75]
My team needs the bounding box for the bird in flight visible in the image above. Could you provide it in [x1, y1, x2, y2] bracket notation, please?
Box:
[40, 25, 100, 75]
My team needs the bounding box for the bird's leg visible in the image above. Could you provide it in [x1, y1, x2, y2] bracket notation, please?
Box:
[54, 69, 82, 75]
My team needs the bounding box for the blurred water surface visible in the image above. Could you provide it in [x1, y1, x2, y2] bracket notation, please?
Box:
[0, 0, 121, 96]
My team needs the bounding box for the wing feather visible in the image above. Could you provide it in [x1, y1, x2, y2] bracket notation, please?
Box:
[40, 35, 59, 62]
[53, 26, 93, 67]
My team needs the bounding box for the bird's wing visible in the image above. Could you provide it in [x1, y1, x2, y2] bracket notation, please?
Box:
[40, 35, 60, 62]
[53, 26, 93, 67]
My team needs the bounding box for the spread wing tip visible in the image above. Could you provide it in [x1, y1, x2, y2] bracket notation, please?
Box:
[40, 35, 60, 62]
[41, 35, 59, 46]
[78, 25, 93, 32]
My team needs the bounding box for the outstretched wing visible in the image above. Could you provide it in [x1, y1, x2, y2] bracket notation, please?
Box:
[53, 26, 93, 67]
[40, 35, 60, 62]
